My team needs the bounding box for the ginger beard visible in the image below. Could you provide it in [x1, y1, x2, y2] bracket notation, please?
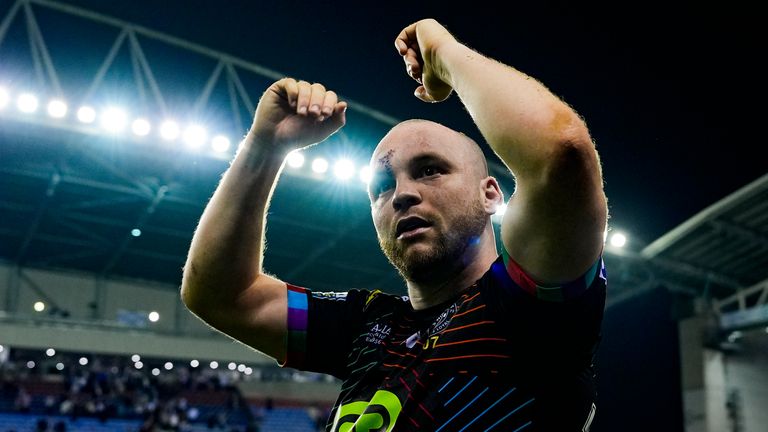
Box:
[377, 197, 488, 283]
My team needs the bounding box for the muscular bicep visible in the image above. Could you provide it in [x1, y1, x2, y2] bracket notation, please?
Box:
[500, 141, 607, 286]
[184, 273, 288, 363]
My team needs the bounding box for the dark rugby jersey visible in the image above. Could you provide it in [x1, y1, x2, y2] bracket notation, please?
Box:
[282, 254, 606, 431]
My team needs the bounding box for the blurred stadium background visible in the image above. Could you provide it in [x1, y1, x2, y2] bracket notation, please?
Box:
[1, 1, 767, 431]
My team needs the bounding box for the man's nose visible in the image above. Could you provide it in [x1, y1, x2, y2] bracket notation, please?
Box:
[392, 181, 421, 212]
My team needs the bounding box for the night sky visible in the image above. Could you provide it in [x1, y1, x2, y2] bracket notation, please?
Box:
[18, 0, 766, 246]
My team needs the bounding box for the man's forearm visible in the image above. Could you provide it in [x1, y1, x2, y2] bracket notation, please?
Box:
[181, 139, 285, 308]
[437, 42, 592, 181]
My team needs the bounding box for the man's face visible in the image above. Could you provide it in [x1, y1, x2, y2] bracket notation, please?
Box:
[368, 121, 492, 282]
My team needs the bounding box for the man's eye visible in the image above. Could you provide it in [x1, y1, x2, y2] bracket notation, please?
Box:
[374, 179, 394, 195]
[421, 166, 439, 177]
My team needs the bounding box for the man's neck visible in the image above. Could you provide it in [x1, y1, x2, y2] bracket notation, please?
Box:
[406, 243, 498, 310]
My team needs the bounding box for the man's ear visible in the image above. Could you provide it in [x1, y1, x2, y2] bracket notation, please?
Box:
[481, 176, 503, 215]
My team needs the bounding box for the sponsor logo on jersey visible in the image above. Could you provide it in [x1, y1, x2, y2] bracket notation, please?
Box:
[428, 303, 457, 335]
[366, 322, 392, 345]
[332, 390, 402, 432]
[312, 291, 348, 301]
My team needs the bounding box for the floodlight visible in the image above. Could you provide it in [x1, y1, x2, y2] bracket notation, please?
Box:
[312, 158, 329, 173]
[17, 93, 39, 113]
[77, 106, 96, 123]
[333, 159, 355, 180]
[47, 99, 68, 118]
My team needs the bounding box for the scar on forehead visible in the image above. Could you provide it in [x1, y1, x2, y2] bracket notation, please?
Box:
[377, 149, 395, 170]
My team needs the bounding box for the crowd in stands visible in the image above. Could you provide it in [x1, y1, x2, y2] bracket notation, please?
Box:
[0, 349, 332, 432]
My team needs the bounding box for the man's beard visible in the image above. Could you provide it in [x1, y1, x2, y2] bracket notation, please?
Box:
[378, 201, 488, 283]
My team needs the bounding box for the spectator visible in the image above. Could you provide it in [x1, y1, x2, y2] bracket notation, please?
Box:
[13, 386, 31, 413]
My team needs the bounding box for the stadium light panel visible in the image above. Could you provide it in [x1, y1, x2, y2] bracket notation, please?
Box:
[100, 107, 127, 133]
[183, 124, 207, 149]
[79, 357, 88, 366]
[47, 99, 68, 118]
[134, 361, 143, 369]
[131, 354, 141, 362]
[151, 368, 160, 376]
[164, 362, 173, 370]
[148, 311, 159, 322]
[34, 301, 45, 312]
[131, 118, 151, 136]
[160, 120, 180, 141]
[610, 232, 627, 248]
[190, 359, 199, 367]
[312, 157, 329, 174]
[333, 159, 356, 180]
[27, 361, 35, 369]
[210, 361, 219, 369]
[211, 135, 231, 153]
[77, 106, 96, 123]
[55, 363, 64, 371]
[17, 93, 39, 113]
[46, 348, 55, 356]
[287, 151, 305, 168]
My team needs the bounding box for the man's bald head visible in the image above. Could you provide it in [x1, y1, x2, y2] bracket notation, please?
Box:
[372, 119, 489, 180]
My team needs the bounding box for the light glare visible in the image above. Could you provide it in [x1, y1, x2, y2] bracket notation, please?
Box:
[34, 301, 45, 312]
[79, 357, 88, 366]
[0, 87, 9, 109]
[495, 203, 507, 216]
[359, 166, 372, 184]
[190, 359, 199, 367]
[17, 93, 38, 113]
[77, 106, 96, 123]
[131, 354, 141, 362]
[311, 158, 329, 174]
[132, 118, 151, 136]
[100, 107, 127, 133]
[183, 124, 207, 149]
[210, 361, 219, 369]
[212, 135, 231, 153]
[134, 361, 143, 369]
[287, 151, 305, 168]
[46, 348, 55, 356]
[148, 311, 159, 322]
[164, 362, 173, 370]
[610, 232, 627, 248]
[47, 100, 67, 118]
[160, 120, 180, 141]
[56, 362, 64, 371]
[333, 159, 356, 180]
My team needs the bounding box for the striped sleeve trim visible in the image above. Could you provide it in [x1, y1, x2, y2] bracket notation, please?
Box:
[279, 284, 309, 368]
[501, 247, 605, 302]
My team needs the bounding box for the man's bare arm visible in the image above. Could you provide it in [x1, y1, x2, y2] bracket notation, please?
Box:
[181, 78, 347, 361]
[396, 19, 607, 286]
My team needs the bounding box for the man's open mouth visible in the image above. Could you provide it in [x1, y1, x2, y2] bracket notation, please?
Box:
[395, 217, 432, 239]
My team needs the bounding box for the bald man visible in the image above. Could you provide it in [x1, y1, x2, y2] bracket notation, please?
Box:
[182, 18, 607, 431]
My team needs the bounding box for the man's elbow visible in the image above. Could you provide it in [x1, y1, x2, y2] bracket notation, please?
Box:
[179, 262, 203, 314]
